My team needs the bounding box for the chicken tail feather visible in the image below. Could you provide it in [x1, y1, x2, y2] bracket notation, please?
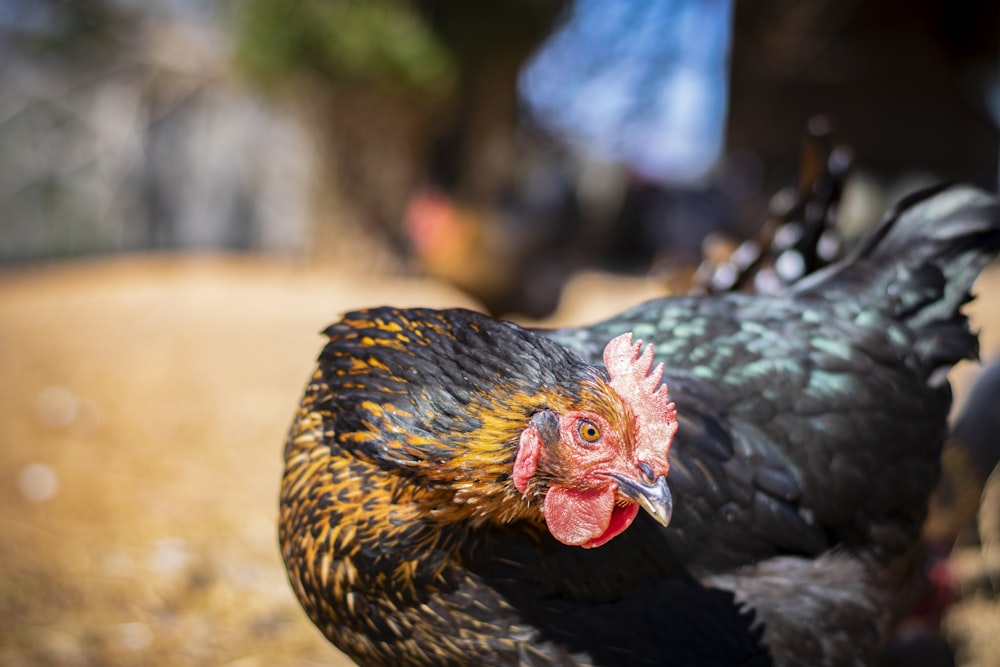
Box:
[794, 184, 1000, 386]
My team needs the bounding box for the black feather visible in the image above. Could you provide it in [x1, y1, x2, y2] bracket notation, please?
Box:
[281, 185, 1000, 667]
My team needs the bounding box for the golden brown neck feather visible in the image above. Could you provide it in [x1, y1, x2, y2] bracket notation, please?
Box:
[279, 306, 650, 664]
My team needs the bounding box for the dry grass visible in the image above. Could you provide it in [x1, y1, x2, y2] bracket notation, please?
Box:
[0, 255, 997, 666]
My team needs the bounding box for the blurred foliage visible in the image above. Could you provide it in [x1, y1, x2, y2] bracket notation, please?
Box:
[0, 0, 133, 62]
[236, 0, 456, 97]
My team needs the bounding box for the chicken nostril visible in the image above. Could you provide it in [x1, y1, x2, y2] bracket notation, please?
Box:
[637, 461, 656, 483]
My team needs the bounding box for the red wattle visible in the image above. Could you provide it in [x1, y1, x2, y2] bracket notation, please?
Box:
[543, 485, 639, 548]
[585, 502, 640, 549]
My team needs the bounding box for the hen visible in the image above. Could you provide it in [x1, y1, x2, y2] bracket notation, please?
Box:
[280, 184, 1000, 666]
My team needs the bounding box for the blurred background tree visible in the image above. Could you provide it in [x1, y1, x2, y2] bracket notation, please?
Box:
[236, 0, 572, 313]
[0, 0, 997, 315]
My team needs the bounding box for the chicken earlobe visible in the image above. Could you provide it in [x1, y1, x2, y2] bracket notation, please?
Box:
[513, 423, 542, 494]
[513, 411, 558, 494]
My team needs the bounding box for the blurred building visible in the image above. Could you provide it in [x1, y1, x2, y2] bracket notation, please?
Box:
[0, 1, 313, 264]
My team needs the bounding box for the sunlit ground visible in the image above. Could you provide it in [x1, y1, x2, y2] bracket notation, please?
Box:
[0, 255, 482, 667]
[0, 255, 997, 666]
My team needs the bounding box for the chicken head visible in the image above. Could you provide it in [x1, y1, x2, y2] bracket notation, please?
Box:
[513, 333, 678, 548]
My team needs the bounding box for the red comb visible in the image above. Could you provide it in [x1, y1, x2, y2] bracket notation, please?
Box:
[603, 333, 678, 470]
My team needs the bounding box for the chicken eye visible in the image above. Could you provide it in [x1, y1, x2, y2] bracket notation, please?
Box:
[578, 420, 601, 443]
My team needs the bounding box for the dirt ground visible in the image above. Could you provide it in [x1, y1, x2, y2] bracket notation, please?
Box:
[0, 255, 488, 667]
[1, 255, 998, 666]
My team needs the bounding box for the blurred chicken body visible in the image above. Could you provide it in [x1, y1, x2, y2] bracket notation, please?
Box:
[281, 185, 1000, 666]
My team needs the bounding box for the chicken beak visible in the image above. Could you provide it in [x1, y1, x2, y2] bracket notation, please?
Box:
[610, 473, 672, 527]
